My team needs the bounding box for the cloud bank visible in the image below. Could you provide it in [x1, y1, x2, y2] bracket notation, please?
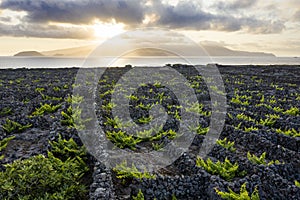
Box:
[0, 22, 93, 39]
[0, 0, 146, 24]
[216, 0, 257, 10]
[0, 0, 291, 39]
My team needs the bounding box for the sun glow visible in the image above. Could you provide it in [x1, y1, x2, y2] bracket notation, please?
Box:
[93, 20, 125, 40]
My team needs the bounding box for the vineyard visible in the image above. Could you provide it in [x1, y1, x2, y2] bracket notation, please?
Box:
[0, 65, 299, 199]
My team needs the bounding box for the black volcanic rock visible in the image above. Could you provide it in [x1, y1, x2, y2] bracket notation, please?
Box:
[0, 65, 299, 200]
[202, 44, 276, 57]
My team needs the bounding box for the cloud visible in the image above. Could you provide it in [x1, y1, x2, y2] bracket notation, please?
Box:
[0, 0, 146, 25]
[150, 1, 285, 34]
[0, 22, 93, 39]
[150, 1, 212, 30]
[216, 0, 257, 10]
[293, 10, 300, 21]
[0, 0, 286, 39]
[0, 16, 11, 22]
[240, 18, 285, 34]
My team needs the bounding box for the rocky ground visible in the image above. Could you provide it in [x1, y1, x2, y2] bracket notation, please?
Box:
[0, 65, 299, 199]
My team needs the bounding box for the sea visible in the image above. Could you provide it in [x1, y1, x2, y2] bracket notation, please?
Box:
[0, 56, 300, 69]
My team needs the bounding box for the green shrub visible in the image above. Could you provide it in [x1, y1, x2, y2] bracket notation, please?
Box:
[260, 95, 265, 103]
[0, 136, 15, 160]
[197, 125, 209, 135]
[2, 119, 32, 133]
[244, 126, 259, 133]
[137, 116, 153, 124]
[215, 182, 260, 200]
[269, 99, 276, 104]
[104, 118, 173, 150]
[152, 142, 164, 151]
[295, 180, 300, 188]
[113, 161, 156, 180]
[196, 157, 245, 181]
[49, 134, 87, 162]
[234, 122, 242, 130]
[0, 107, 12, 116]
[247, 152, 282, 165]
[132, 189, 145, 200]
[237, 113, 255, 122]
[135, 102, 153, 111]
[189, 124, 209, 135]
[31, 103, 61, 116]
[0, 136, 89, 199]
[136, 129, 154, 139]
[283, 107, 299, 116]
[105, 116, 134, 129]
[65, 94, 84, 104]
[126, 94, 139, 101]
[61, 106, 91, 130]
[53, 86, 61, 92]
[42, 95, 63, 101]
[274, 85, 284, 91]
[35, 88, 62, 101]
[266, 114, 280, 120]
[247, 152, 267, 165]
[106, 130, 142, 150]
[231, 96, 243, 105]
[150, 129, 177, 140]
[61, 106, 74, 127]
[35, 87, 45, 93]
[216, 138, 236, 152]
[171, 194, 178, 200]
[99, 89, 114, 98]
[101, 102, 116, 111]
[273, 107, 284, 113]
[0, 152, 88, 200]
[153, 81, 163, 88]
[275, 128, 300, 137]
[257, 117, 276, 127]
[185, 102, 211, 116]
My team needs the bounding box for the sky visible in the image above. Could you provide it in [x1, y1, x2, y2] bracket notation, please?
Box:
[0, 0, 299, 56]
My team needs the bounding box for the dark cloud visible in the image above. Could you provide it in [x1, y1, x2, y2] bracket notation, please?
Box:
[0, 0, 146, 25]
[240, 18, 285, 34]
[151, 1, 212, 30]
[211, 16, 284, 33]
[0, 0, 286, 39]
[216, 0, 257, 10]
[293, 10, 300, 21]
[0, 22, 93, 39]
[150, 1, 284, 34]
[0, 16, 11, 22]
[211, 15, 242, 31]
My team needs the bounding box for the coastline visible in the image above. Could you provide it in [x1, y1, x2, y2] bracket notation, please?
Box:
[0, 56, 300, 69]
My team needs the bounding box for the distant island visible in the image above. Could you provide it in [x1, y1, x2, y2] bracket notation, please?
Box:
[13, 44, 276, 57]
[14, 51, 44, 57]
[202, 44, 275, 57]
